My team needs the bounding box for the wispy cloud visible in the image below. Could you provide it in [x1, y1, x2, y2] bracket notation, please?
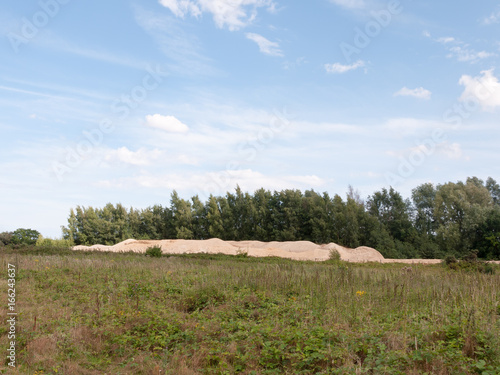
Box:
[158, 0, 276, 31]
[324, 60, 365, 74]
[38, 35, 149, 70]
[97, 169, 325, 194]
[483, 10, 500, 25]
[394, 87, 432, 100]
[134, 6, 216, 76]
[329, 0, 366, 10]
[245, 33, 283, 57]
[104, 147, 164, 166]
[437, 36, 455, 44]
[159, 0, 202, 18]
[436, 36, 495, 63]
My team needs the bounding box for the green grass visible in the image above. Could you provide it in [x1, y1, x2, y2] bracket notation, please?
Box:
[1, 247, 499, 374]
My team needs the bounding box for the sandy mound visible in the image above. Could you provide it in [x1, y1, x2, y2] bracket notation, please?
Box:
[73, 238, 400, 262]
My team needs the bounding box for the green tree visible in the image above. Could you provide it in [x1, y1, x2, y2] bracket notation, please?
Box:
[486, 177, 500, 206]
[367, 187, 415, 243]
[434, 179, 493, 256]
[252, 188, 273, 241]
[191, 196, 208, 239]
[170, 191, 193, 239]
[11, 228, 41, 245]
[412, 183, 437, 236]
[0, 232, 13, 246]
[206, 195, 225, 239]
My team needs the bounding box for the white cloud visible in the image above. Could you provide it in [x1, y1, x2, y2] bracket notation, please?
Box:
[96, 169, 325, 196]
[158, 0, 276, 31]
[159, 0, 201, 17]
[386, 142, 465, 160]
[104, 147, 163, 166]
[145, 114, 190, 133]
[329, 0, 366, 9]
[324, 60, 365, 74]
[437, 36, 455, 44]
[438, 142, 464, 160]
[245, 33, 283, 56]
[447, 46, 494, 62]
[459, 69, 500, 111]
[383, 118, 443, 137]
[394, 87, 432, 100]
[436, 36, 495, 63]
[483, 10, 500, 25]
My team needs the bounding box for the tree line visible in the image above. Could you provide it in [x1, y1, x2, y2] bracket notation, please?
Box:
[61, 177, 500, 260]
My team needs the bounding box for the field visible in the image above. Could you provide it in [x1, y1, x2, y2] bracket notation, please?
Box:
[1, 247, 500, 374]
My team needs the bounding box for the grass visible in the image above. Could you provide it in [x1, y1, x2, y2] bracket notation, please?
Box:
[1, 246, 499, 374]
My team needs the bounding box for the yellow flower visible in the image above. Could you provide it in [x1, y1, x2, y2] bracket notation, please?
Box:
[35, 259, 39, 262]
[356, 290, 366, 297]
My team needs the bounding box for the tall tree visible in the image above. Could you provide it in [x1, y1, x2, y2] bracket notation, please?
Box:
[486, 177, 500, 206]
[412, 183, 437, 236]
[170, 191, 193, 239]
[206, 195, 225, 239]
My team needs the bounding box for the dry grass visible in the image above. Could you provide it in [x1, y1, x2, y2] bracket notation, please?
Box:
[0, 250, 499, 374]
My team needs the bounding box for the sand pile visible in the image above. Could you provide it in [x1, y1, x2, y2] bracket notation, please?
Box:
[73, 238, 391, 262]
[71, 240, 500, 264]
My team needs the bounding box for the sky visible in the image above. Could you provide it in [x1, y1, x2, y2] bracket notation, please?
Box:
[1, 0, 499, 238]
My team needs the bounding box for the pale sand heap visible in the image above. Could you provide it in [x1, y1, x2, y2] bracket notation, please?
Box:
[72, 238, 418, 263]
[72, 239, 500, 264]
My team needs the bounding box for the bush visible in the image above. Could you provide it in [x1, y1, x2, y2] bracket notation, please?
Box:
[444, 251, 495, 274]
[328, 249, 341, 261]
[11, 228, 40, 245]
[35, 236, 73, 248]
[145, 246, 163, 258]
[0, 232, 13, 246]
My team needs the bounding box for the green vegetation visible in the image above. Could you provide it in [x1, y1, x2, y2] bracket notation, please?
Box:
[60, 176, 500, 260]
[145, 246, 163, 258]
[1, 247, 499, 374]
[0, 229, 40, 246]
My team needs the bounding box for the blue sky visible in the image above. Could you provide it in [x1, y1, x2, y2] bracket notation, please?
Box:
[1, 0, 499, 237]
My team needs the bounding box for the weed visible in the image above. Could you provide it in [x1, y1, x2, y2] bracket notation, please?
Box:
[145, 246, 163, 258]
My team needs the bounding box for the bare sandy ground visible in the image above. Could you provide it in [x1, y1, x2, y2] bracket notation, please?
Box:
[71, 238, 493, 264]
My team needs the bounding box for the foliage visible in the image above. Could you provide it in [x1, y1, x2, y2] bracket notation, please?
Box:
[11, 228, 40, 245]
[1, 249, 499, 374]
[145, 246, 163, 258]
[62, 177, 500, 260]
[35, 235, 73, 248]
[0, 231, 13, 246]
[444, 251, 497, 274]
[328, 248, 341, 261]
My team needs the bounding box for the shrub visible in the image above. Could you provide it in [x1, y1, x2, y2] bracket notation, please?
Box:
[11, 228, 40, 245]
[328, 249, 341, 261]
[145, 246, 163, 258]
[35, 236, 73, 248]
[444, 251, 496, 274]
[0, 232, 13, 246]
